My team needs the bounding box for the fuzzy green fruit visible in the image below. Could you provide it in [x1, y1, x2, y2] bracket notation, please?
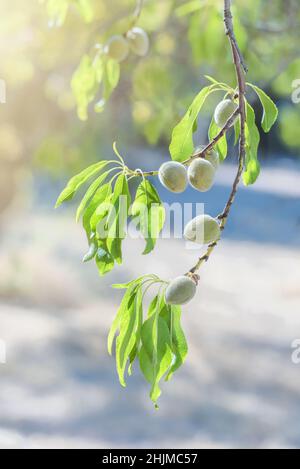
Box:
[188, 159, 215, 192]
[195, 146, 220, 170]
[214, 99, 238, 128]
[158, 161, 188, 193]
[205, 149, 220, 170]
[184, 214, 220, 245]
[165, 276, 197, 306]
[105, 35, 129, 62]
[127, 27, 150, 57]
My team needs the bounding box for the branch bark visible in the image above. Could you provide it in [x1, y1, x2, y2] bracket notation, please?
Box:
[188, 0, 247, 275]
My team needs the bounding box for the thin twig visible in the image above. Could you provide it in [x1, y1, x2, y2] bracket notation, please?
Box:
[188, 0, 247, 275]
[183, 107, 240, 165]
[224, 0, 248, 74]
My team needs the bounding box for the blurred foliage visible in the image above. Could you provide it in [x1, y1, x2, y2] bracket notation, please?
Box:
[0, 0, 299, 187]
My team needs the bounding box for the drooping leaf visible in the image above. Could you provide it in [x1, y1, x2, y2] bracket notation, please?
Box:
[106, 174, 131, 264]
[76, 169, 114, 222]
[208, 118, 228, 161]
[95, 239, 115, 276]
[139, 296, 173, 405]
[127, 294, 143, 376]
[243, 102, 261, 185]
[165, 305, 188, 381]
[82, 183, 112, 238]
[131, 180, 165, 255]
[169, 85, 218, 162]
[55, 160, 109, 208]
[97, 58, 120, 109]
[247, 83, 278, 133]
[71, 55, 98, 121]
[107, 285, 138, 356]
[116, 287, 143, 386]
[234, 118, 241, 146]
[88, 184, 112, 233]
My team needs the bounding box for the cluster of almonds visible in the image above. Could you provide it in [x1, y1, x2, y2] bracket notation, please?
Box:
[104, 27, 150, 63]
[161, 99, 239, 306]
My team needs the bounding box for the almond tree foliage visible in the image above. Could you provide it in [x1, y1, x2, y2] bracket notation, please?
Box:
[52, 0, 283, 406]
[40, 0, 299, 147]
[1, 0, 299, 191]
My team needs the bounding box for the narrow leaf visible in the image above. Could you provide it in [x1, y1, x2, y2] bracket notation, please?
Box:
[243, 102, 261, 185]
[55, 161, 108, 208]
[106, 174, 131, 264]
[166, 305, 188, 381]
[76, 169, 113, 222]
[82, 183, 112, 238]
[169, 85, 217, 162]
[107, 285, 137, 355]
[116, 287, 143, 386]
[131, 180, 165, 255]
[139, 296, 173, 405]
[95, 240, 115, 276]
[247, 83, 278, 133]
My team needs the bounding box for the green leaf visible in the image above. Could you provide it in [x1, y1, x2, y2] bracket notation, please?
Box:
[116, 287, 143, 386]
[106, 174, 131, 264]
[243, 102, 261, 186]
[169, 85, 217, 162]
[131, 180, 165, 255]
[247, 83, 278, 133]
[208, 118, 228, 161]
[71, 55, 98, 121]
[107, 285, 138, 356]
[204, 75, 232, 91]
[103, 58, 120, 102]
[95, 239, 114, 276]
[165, 305, 188, 381]
[139, 296, 173, 405]
[82, 183, 112, 238]
[112, 275, 153, 290]
[234, 119, 241, 146]
[82, 239, 97, 263]
[88, 184, 112, 233]
[76, 169, 114, 222]
[55, 160, 109, 208]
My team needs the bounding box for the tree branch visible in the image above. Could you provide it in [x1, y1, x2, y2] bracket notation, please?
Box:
[224, 0, 248, 74]
[188, 0, 247, 275]
[183, 107, 240, 165]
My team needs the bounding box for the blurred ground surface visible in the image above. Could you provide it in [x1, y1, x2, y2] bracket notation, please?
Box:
[0, 158, 300, 449]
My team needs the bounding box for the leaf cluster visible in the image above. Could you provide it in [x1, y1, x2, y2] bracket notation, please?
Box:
[109, 276, 188, 406]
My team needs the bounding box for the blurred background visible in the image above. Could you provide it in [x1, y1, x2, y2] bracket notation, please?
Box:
[0, 0, 300, 449]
